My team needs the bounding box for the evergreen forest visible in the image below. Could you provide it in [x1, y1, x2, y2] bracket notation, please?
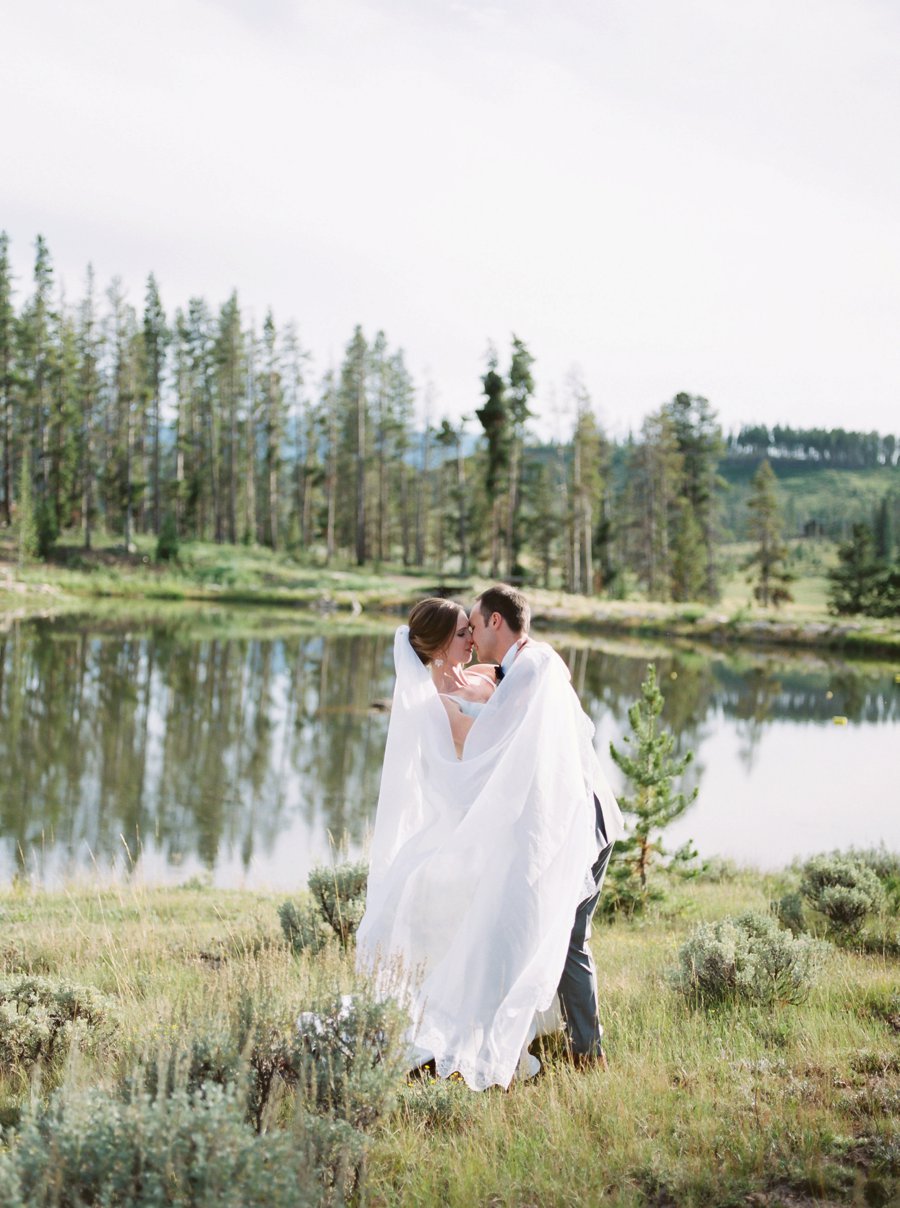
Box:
[2, 233, 898, 612]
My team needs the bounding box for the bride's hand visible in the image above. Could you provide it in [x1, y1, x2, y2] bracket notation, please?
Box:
[447, 664, 471, 690]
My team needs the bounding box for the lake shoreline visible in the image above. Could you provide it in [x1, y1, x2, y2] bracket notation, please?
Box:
[3, 531, 899, 656]
[3, 569, 898, 657]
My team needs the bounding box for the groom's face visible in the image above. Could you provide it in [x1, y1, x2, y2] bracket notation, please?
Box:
[468, 603, 497, 662]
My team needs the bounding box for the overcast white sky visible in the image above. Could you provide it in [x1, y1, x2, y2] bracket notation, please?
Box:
[4, 0, 899, 438]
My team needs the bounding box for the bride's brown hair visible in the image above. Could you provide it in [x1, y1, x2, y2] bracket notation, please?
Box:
[408, 597, 465, 666]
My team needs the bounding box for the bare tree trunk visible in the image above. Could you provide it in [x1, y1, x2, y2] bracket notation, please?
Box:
[210, 405, 222, 543]
[325, 392, 336, 563]
[2, 379, 13, 527]
[123, 390, 133, 550]
[415, 425, 429, 568]
[571, 435, 582, 593]
[243, 341, 256, 543]
[83, 387, 94, 550]
[400, 465, 411, 567]
[489, 495, 502, 578]
[227, 379, 237, 544]
[505, 438, 519, 576]
[456, 436, 468, 575]
[152, 386, 161, 535]
[355, 372, 367, 565]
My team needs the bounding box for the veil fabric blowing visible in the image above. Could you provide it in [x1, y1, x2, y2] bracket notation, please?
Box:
[356, 625, 624, 1091]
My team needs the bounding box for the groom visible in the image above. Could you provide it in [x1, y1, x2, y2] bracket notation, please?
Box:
[468, 584, 618, 1070]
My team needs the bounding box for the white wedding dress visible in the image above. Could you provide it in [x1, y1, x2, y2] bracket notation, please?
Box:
[356, 626, 623, 1091]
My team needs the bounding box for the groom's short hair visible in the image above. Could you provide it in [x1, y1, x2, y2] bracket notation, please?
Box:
[475, 585, 530, 634]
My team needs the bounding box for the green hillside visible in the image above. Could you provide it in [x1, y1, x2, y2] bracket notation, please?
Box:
[717, 458, 900, 541]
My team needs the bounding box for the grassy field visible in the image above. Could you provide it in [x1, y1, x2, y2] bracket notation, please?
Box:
[0, 871, 897, 1206]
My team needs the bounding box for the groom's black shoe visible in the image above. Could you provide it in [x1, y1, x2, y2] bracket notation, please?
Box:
[572, 1048, 608, 1073]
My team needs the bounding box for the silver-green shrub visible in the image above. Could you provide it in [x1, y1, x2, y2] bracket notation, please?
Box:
[836, 845, 900, 915]
[0, 1081, 328, 1207]
[278, 899, 330, 956]
[280, 860, 369, 953]
[799, 854, 885, 935]
[294, 993, 403, 1133]
[673, 911, 826, 1005]
[307, 862, 369, 948]
[0, 976, 115, 1080]
[131, 989, 401, 1140]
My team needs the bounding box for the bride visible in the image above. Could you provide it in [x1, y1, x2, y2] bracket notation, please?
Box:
[356, 596, 617, 1090]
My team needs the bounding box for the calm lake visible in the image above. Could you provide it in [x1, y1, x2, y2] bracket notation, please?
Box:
[1, 611, 897, 888]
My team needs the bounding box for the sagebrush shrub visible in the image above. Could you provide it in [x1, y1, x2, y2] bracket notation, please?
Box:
[800, 854, 885, 935]
[280, 860, 369, 953]
[0, 976, 114, 1078]
[0, 1081, 333, 1208]
[130, 990, 402, 1140]
[295, 993, 402, 1131]
[772, 890, 806, 935]
[838, 845, 900, 914]
[307, 862, 369, 948]
[278, 899, 330, 956]
[673, 911, 825, 1005]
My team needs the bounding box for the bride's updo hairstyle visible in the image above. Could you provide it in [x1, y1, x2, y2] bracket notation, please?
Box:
[408, 597, 464, 666]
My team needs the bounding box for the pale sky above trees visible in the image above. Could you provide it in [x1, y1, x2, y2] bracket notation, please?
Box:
[4, 0, 899, 437]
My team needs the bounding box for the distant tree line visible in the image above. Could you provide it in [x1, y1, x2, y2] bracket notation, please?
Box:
[727, 424, 897, 468]
[2, 233, 898, 615]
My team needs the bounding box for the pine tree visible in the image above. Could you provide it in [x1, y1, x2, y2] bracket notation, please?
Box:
[625, 408, 683, 599]
[414, 381, 433, 568]
[77, 266, 102, 549]
[567, 373, 605, 594]
[607, 663, 699, 915]
[370, 331, 391, 566]
[18, 236, 55, 500]
[388, 349, 416, 568]
[432, 417, 456, 572]
[475, 345, 509, 576]
[336, 326, 369, 564]
[16, 447, 38, 562]
[213, 292, 244, 545]
[827, 523, 881, 615]
[103, 278, 142, 547]
[505, 334, 534, 576]
[670, 500, 706, 602]
[664, 392, 723, 600]
[47, 301, 80, 534]
[282, 320, 310, 553]
[142, 274, 168, 536]
[261, 311, 284, 550]
[320, 368, 338, 562]
[0, 231, 15, 527]
[873, 494, 894, 563]
[527, 457, 560, 587]
[745, 459, 793, 607]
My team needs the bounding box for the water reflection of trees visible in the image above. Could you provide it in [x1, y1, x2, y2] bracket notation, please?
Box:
[0, 622, 393, 882]
[0, 621, 895, 885]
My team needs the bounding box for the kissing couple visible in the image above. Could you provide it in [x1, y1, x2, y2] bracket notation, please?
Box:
[356, 584, 624, 1090]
